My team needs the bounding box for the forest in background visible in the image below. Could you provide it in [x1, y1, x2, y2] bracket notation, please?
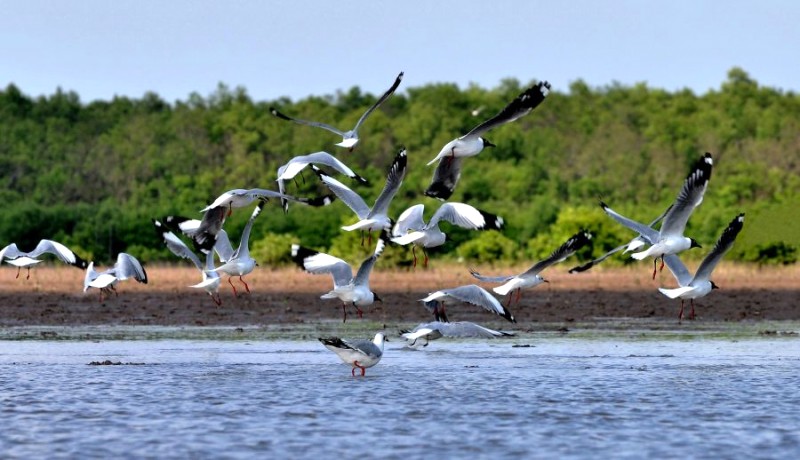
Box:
[1, 67, 797, 267]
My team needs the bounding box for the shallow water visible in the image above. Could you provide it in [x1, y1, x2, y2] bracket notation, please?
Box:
[2, 336, 800, 458]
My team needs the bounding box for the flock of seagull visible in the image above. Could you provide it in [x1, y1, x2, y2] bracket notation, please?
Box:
[0, 72, 745, 376]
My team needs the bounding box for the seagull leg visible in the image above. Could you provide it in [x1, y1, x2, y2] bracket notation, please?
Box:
[341, 303, 348, 323]
[111, 285, 118, 297]
[678, 300, 685, 323]
[354, 302, 363, 319]
[228, 277, 239, 297]
[353, 361, 366, 376]
[652, 258, 658, 280]
[26, 267, 31, 280]
[659, 257, 665, 273]
[239, 276, 251, 294]
[15, 267, 20, 279]
[423, 249, 429, 268]
[516, 288, 522, 305]
[412, 246, 417, 268]
[211, 293, 222, 306]
[368, 232, 373, 246]
[360, 231, 364, 246]
[689, 299, 696, 320]
[300, 171, 306, 184]
[440, 303, 447, 323]
[227, 204, 233, 218]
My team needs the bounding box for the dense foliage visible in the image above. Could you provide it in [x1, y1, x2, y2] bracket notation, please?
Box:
[1, 68, 797, 266]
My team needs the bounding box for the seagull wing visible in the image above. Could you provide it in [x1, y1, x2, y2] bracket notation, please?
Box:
[28, 239, 85, 267]
[428, 202, 504, 231]
[291, 244, 353, 288]
[468, 267, 514, 284]
[112, 253, 148, 284]
[270, 107, 346, 136]
[662, 254, 693, 287]
[314, 167, 371, 219]
[392, 204, 426, 237]
[277, 151, 366, 183]
[523, 230, 592, 276]
[418, 321, 514, 339]
[0, 243, 22, 261]
[660, 153, 713, 237]
[600, 201, 660, 243]
[369, 147, 407, 217]
[463, 81, 551, 138]
[692, 213, 745, 283]
[424, 156, 463, 201]
[568, 242, 630, 273]
[424, 284, 515, 322]
[353, 237, 386, 287]
[153, 219, 204, 271]
[352, 71, 404, 132]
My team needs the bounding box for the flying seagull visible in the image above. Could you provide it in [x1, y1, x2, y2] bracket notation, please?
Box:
[315, 147, 407, 244]
[424, 81, 550, 200]
[276, 151, 368, 212]
[291, 236, 387, 322]
[659, 213, 745, 321]
[83, 253, 148, 301]
[270, 71, 404, 150]
[212, 200, 266, 296]
[601, 152, 713, 279]
[420, 284, 516, 323]
[391, 202, 504, 267]
[470, 230, 592, 306]
[153, 219, 223, 306]
[0, 239, 88, 279]
[401, 321, 514, 348]
[319, 332, 387, 377]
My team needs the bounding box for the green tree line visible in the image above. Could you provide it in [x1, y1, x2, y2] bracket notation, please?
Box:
[1, 68, 797, 266]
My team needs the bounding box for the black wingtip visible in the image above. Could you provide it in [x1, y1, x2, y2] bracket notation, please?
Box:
[478, 210, 505, 231]
[502, 309, 517, 324]
[599, 201, 609, 210]
[568, 261, 594, 274]
[424, 182, 454, 201]
[354, 174, 369, 185]
[306, 194, 336, 207]
[318, 337, 346, 348]
[270, 107, 292, 121]
[290, 244, 319, 268]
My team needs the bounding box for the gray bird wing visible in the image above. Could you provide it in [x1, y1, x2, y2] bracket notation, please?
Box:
[392, 204, 426, 237]
[270, 107, 346, 136]
[153, 219, 204, 271]
[368, 148, 407, 218]
[230, 200, 265, 260]
[428, 202, 504, 231]
[662, 254, 693, 287]
[0, 243, 22, 261]
[693, 213, 745, 283]
[468, 267, 515, 284]
[568, 242, 629, 273]
[522, 230, 592, 277]
[317, 171, 371, 219]
[112, 253, 148, 284]
[660, 153, 713, 237]
[291, 245, 353, 288]
[430, 284, 514, 322]
[424, 156, 463, 201]
[352, 71, 404, 132]
[353, 237, 386, 287]
[28, 239, 84, 266]
[600, 202, 660, 243]
[463, 81, 551, 138]
[416, 321, 513, 339]
[277, 151, 365, 183]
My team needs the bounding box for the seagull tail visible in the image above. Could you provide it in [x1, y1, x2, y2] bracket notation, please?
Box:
[658, 287, 693, 299]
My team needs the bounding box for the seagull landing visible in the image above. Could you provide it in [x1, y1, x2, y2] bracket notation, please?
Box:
[271, 71, 403, 151]
[0, 239, 88, 279]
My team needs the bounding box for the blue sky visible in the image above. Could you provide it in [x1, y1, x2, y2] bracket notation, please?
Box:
[2, 0, 797, 103]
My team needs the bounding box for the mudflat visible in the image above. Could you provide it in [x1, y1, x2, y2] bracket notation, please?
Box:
[0, 264, 797, 327]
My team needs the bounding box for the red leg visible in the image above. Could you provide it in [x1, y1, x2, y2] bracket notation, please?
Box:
[678, 299, 684, 322]
[239, 276, 250, 294]
[212, 293, 222, 306]
[353, 360, 366, 376]
[689, 299, 696, 320]
[360, 231, 364, 246]
[342, 303, 347, 323]
[412, 246, 417, 268]
[15, 267, 20, 279]
[26, 268, 31, 280]
[516, 288, 522, 305]
[368, 232, 373, 246]
[228, 277, 239, 297]
[652, 258, 658, 280]
[354, 303, 363, 319]
[506, 294, 512, 308]
[423, 249, 429, 268]
[659, 257, 665, 273]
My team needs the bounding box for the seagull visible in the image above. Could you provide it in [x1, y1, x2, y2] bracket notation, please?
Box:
[212, 200, 265, 296]
[83, 253, 148, 301]
[660, 213, 745, 321]
[401, 321, 514, 348]
[569, 206, 671, 273]
[193, 188, 333, 253]
[601, 152, 713, 279]
[318, 332, 387, 376]
[291, 236, 386, 322]
[391, 202, 505, 267]
[277, 151, 368, 212]
[0, 239, 88, 279]
[315, 146, 407, 244]
[153, 219, 223, 306]
[420, 284, 516, 323]
[470, 230, 592, 306]
[426, 81, 550, 166]
[270, 71, 403, 151]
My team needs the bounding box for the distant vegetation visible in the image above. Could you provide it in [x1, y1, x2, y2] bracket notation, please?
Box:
[1, 68, 797, 266]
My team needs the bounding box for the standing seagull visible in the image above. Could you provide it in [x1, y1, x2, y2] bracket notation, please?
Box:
[318, 332, 387, 377]
[153, 219, 223, 306]
[421, 284, 516, 323]
[0, 239, 88, 279]
[291, 236, 386, 322]
[270, 71, 403, 151]
[569, 206, 671, 273]
[391, 202, 505, 267]
[83, 253, 148, 301]
[601, 152, 713, 279]
[401, 321, 514, 348]
[276, 151, 368, 212]
[470, 230, 592, 306]
[425, 81, 550, 200]
[316, 147, 407, 244]
[212, 200, 266, 296]
[660, 213, 745, 321]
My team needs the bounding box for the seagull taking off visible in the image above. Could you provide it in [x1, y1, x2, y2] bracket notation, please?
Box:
[277, 151, 368, 212]
[270, 71, 403, 151]
[470, 230, 592, 306]
[601, 152, 713, 279]
[401, 321, 514, 348]
[153, 219, 223, 306]
[424, 81, 550, 200]
[319, 332, 387, 376]
[659, 213, 745, 321]
[212, 200, 266, 296]
[315, 147, 407, 244]
[0, 239, 88, 279]
[391, 202, 504, 267]
[421, 284, 516, 323]
[291, 236, 387, 322]
[84, 253, 148, 301]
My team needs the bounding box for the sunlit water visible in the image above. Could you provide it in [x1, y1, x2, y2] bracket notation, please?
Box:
[2, 337, 800, 458]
